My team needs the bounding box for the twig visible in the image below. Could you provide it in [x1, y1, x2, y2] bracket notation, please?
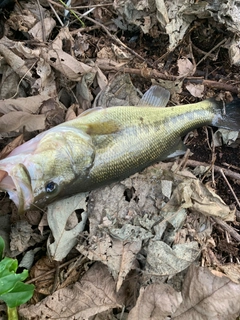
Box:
[186, 159, 240, 181]
[174, 148, 191, 172]
[47, 0, 112, 9]
[98, 63, 240, 93]
[212, 217, 240, 242]
[36, 0, 46, 42]
[220, 169, 240, 208]
[196, 39, 227, 67]
[70, 21, 113, 35]
[49, 1, 64, 26]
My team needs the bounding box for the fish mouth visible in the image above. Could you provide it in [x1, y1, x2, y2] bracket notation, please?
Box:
[0, 161, 33, 213]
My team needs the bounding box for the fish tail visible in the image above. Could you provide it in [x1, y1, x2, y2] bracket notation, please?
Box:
[212, 98, 240, 131]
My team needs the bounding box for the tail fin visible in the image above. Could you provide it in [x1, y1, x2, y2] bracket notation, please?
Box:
[212, 98, 240, 131]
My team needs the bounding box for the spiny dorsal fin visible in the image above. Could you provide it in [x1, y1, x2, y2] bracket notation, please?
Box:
[138, 85, 170, 107]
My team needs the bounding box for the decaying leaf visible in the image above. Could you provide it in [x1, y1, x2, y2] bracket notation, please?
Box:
[146, 240, 200, 276]
[19, 262, 122, 319]
[213, 129, 240, 147]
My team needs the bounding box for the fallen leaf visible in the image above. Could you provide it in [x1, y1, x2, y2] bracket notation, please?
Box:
[173, 264, 240, 320]
[0, 112, 46, 133]
[178, 57, 195, 77]
[29, 17, 56, 41]
[128, 283, 182, 320]
[146, 240, 200, 276]
[77, 234, 142, 291]
[47, 193, 89, 261]
[186, 83, 204, 98]
[19, 262, 122, 319]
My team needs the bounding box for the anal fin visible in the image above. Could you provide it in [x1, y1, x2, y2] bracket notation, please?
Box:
[165, 138, 187, 159]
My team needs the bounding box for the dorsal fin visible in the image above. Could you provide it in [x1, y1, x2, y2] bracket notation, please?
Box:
[138, 85, 170, 107]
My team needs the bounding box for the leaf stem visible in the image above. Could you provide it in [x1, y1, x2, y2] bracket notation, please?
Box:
[7, 306, 18, 320]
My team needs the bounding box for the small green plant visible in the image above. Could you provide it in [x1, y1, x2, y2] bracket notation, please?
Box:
[0, 236, 35, 320]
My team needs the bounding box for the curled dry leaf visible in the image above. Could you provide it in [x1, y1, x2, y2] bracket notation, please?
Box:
[0, 44, 33, 80]
[0, 134, 24, 159]
[162, 178, 235, 221]
[30, 256, 56, 297]
[186, 83, 204, 98]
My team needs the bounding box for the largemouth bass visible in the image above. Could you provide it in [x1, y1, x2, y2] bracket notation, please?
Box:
[0, 86, 240, 212]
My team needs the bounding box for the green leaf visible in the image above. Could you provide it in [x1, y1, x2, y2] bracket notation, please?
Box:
[0, 236, 4, 260]
[0, 269, 29, 294]
[0, 281, 34, 308]
[0, 236, 35, 309]
[0, 257, 18, 277]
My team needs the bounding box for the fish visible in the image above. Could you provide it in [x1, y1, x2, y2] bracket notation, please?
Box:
[0, 85, 240, 213]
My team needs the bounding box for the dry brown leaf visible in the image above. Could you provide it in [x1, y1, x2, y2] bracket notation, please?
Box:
[177, 57, 195, 77]
[0, 44, 33, 80]
[0, 134, 24, 159]
[0, 95, 53, 114]
[216, 263, 240, 284]
[29, 17, 56, 41]
[19, 262, 122, 319]
[30, 256, 56, 297]
[0, 112, 46, 133]
[0, 64, 22, 99]
[128, 283, 182, 320]
[34, 58, 57, 97]
[172, 264, 240, 320]
[42, 47, 93, 81]
[186, 83, 204, 98]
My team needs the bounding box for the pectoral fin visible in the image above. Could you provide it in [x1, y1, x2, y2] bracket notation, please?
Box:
[138, 85, 170, 107]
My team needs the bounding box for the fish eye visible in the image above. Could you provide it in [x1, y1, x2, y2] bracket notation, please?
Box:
[45, 181, 57, 193]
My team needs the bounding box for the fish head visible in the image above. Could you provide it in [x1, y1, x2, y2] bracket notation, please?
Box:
[0, 127, 94, 212]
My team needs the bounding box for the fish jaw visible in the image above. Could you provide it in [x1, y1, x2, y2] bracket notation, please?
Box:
[0, 158, 33, 213]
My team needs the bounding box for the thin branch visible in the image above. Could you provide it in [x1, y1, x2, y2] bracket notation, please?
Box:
[186, 159, 240, 181]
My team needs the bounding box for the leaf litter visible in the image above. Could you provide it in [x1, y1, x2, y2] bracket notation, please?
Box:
[0, 0, 239, 319]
